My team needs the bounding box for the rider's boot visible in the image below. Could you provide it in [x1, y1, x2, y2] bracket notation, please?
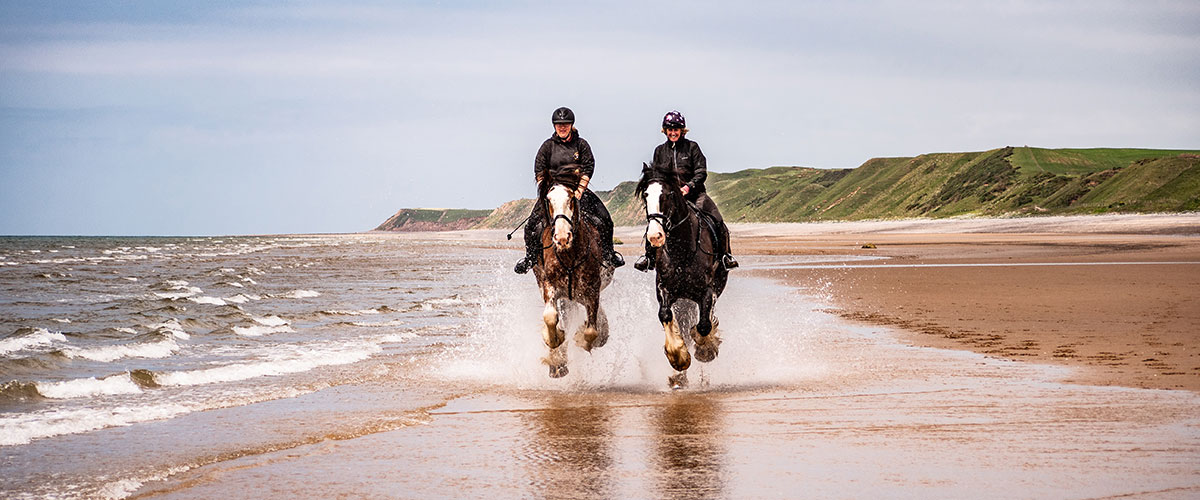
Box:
[634, 249, 655, 272]
[514, 251, 536, 274]
[514, 221, 540, 274]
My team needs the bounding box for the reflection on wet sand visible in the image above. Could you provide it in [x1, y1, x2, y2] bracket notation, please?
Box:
[650, 394, 725, 500]
[523, 395, 615, 499]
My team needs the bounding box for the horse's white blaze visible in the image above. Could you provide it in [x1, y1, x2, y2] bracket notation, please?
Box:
[547, 186, 573, 249]
[644, 182, 666, 247]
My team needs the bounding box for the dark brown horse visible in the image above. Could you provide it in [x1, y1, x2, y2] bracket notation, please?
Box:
[531, 164, 614, 378]
[635, 162, 728, 387]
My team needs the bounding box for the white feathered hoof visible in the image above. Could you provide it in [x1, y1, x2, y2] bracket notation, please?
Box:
[668, 371, 688, 389]
[548, 363, 569, 378]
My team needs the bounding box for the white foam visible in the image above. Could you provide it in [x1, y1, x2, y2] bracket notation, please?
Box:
[0, 329, 67, 355]
[379, 331, 419, 343]
[323, 308, 380, 316]
[154, 286, 202, 300]
[62, 338, 179, 362]
[154, 343, 379, 387]
[351, 319, 409, 328]
[0, 402, 192, 446]
[147, 319, 189, 340]
[36, 373, 143, 399]
[115, 327, 137, 335]
[252, 315, 289, 326]
[51, 318, 72, 324]
[231, 325, 294, 337]
[187, 296, 226, 306]
[279, 289, 320, 299]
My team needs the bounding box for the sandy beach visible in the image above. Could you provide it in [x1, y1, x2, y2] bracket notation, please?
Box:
[723, 213, 1200, 392]
[14, 215, 1195, 499]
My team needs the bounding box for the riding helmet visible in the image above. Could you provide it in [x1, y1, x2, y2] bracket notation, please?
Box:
[662, 110, 686, 129]
[552, 107, 575, 124]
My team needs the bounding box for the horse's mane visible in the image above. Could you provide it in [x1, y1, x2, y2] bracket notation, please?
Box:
[635, 162, 681, 198]
[538, 163, 585, 199]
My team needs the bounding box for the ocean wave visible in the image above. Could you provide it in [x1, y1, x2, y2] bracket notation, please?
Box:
[35, 373, 143, 399]
[0, 328, 67, 355]
[0, 380, 43, 402]
[145, 319, 190, 340]
[417, 295, 464, 310]
[278, 289, 320, 299]
[153, 287, 202, 300]
[231, 325, 295, 337]
[223, 293, 262, 304]
[378, 331, 419, 343]
[186, 296, 227, 306]
[321, 308, 380, 316]
[60, 338, 179, 362]
[251, 315, 288, 326]
[0, 402, 192, 446]
[349, 319, 410, 328]
[153, 343, 380, 387]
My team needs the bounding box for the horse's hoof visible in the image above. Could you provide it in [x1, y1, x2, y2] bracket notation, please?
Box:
[664, 346, 691, 372]
[694, 343, 718, 363]
[548, 364, 569, 378]
[668, 372, 688, 389]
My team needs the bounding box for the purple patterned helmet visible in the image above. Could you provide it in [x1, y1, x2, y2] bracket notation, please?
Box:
[662, 110, 685, 129]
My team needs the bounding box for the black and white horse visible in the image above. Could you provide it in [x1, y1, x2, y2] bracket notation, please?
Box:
[531, 164, 614, 378]
[635, 162, 728, 387]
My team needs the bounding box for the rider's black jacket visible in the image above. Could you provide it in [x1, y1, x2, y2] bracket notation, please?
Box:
[534, 129, 595, 180]
[652, 136, 708, 198]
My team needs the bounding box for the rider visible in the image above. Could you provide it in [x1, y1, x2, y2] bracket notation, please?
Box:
[634, 110, 739, 272]
[514, 107, 625, 274]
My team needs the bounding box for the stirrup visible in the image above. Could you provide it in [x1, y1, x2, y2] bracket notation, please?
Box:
[513, 256, 534, 274]
[609, 251, 625, 268]
[722, 254, 739, 269]
[634, 255, 653, 272]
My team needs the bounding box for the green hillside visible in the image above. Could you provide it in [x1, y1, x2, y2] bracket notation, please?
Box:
[455, 147, 1200, 230]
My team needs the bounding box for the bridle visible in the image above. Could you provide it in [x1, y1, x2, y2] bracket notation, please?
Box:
[540, 185, 583, 298]
[643, 180, 716, 263]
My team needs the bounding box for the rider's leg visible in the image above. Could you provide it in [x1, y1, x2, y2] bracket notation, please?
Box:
[582, 191, 624, 267]
[514, 203, 544, 274]
[696, 193, 738, 269]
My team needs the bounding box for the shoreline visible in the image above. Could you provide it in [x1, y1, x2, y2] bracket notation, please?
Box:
[710, 214, 1200, 392]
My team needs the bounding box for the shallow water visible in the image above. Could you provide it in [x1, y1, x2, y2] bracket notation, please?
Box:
[1, 234, 1197, 499]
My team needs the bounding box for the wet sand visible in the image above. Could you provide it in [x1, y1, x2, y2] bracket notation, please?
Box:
[730, 213, 1200, 392]
[127, 215, 1200, 499]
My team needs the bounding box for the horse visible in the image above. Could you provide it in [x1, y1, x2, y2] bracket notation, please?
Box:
[635, 162, 729, 388]
[530, 164, 614, 378]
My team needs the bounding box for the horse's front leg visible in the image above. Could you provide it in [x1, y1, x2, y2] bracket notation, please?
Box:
[579, 292, 602, 352]
[541, 288, 568, 378]
[659, 283, 690, 373]
[692, 289, 721, 363]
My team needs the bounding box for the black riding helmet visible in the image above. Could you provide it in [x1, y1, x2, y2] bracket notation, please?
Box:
[662, 110, 685, 129]
[552, 107, 575, 124]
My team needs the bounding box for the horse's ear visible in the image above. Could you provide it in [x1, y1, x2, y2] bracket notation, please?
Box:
[642, 162, 651, 173]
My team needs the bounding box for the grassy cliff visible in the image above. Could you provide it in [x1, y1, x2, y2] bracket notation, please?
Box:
[414, 147, 1200, 230]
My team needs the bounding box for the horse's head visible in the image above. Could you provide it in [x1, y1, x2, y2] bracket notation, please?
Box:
[636, 162, 683, 248]
[540, 164, 584, 251]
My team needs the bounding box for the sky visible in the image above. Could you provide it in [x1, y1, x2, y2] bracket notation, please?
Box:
[1, 1, 1197, 236]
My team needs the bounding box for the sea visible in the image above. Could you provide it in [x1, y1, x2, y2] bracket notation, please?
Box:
[2, 232, 1198, 499]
